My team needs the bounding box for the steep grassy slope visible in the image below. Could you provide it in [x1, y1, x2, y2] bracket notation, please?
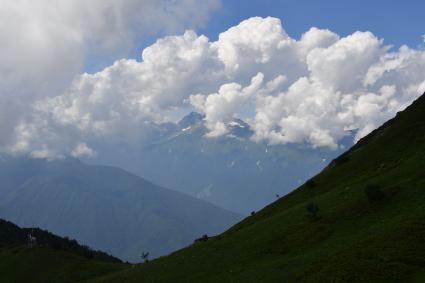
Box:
[0, 219, 129, 283]
[0, 248, 129, 283]
[88, 93, 425, 282]
[0, 219, 120, 262]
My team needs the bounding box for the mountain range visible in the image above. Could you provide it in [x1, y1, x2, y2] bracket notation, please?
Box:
[0, 156, 241, 262]
[87, 112, 350, 214]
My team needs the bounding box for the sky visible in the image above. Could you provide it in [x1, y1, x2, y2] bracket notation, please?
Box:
[203, 0, 425, 47]
[0, 0, 424, 158]
[103, 0, 425, 72]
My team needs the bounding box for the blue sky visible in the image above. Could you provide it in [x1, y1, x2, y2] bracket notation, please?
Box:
[202, 0, 424, 48]
[102, 0, 425, 74]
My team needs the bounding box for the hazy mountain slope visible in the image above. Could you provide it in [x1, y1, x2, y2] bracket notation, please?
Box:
[0, 219, 128, 283]
[91, 93, 425, 282]
[87, 113, 346, 214]
[0, 158, 241, 262]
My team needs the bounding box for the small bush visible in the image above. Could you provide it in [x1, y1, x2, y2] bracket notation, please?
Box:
[250, 211, 256, 216]
[306, 202, 319, 221]
[365, 184, 385, 202]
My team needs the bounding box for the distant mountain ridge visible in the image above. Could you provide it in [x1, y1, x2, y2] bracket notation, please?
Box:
[165, 112, 254, 141]
[88, 112, 347, 214]
[0, 156, 241, 262]
[177, 112, 204, 129]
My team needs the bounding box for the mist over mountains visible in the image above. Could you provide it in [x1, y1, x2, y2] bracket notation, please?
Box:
[85, 113, 352, 214]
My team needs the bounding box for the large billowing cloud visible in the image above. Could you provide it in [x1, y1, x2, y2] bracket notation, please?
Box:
[191, 72, 265, 137]
[3, 16, 425, 158]
[0, 0, 220, 154]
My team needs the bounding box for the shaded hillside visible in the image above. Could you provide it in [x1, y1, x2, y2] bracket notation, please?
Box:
[0, 219, 128, 283]
[0, 218, 119, 262]
[0, 158, 241, 262]
[89, 93, 425, 282]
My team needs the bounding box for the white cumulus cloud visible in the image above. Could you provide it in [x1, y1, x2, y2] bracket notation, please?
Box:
[0, 0, 220, 154]
[2, 16, 425, 157]
[191, 72, 265, 137]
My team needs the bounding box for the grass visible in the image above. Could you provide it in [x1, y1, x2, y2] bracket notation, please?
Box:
[0, 219, 129, 283]
[0, 247, 129, 283]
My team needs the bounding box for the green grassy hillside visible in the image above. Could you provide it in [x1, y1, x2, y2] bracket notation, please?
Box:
[0, 247, 127, 283]
[0, 219, 129, 283]
[86, 93, 425, 282]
